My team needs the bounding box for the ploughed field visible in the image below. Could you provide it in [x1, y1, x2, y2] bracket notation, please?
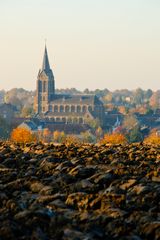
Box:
[0, 142, 160, 240]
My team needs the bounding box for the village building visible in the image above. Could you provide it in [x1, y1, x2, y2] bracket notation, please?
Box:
[17, 120, 38, 132]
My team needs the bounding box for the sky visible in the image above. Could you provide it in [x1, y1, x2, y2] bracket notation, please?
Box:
[0, 0, 160, 91]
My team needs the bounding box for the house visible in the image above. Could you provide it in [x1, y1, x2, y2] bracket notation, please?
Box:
[17, 120, 38, 132]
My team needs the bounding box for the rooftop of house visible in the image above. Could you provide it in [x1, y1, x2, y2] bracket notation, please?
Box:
[104, 114, 124, 127]
[18, 120, 38, 131]
[43, 123, 90, 134]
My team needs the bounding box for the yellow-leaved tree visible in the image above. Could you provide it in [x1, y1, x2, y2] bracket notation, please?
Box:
[53, 131, 66, 143]
[65, 135, 81, 145]
[144, 131, 160, 145]
[100, 133, 128, 145]
[11, 128, 37, 144]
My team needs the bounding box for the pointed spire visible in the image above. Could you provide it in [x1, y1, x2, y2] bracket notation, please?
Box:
[42, 45, 50, 71]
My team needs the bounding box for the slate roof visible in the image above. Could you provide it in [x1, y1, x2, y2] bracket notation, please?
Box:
[104, 114, 124, 127]
[42, 45, 50, 71]
[137, 115, 160, 128]
[43, 123, 90, 134]
[18, 120, 38, 131]
[50, 94, 103, 105]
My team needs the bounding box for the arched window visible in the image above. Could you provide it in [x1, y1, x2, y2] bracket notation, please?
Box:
[77, 105, 81, 113]
[71, 105, 75, 112]
[49, 105, 52, 112]
[73, 118, 78, 123]
[54, 105, 58, 112]
[38, 81, 42, 92]
[82, 106, 87, 113]
[62, 117, 66, 123]
[79, 118, 83, 124]
[60, 105, 64, 112]
[43, 81, 47, 92]
[65, 105, 70, 112]
[67, 117, 72, 123]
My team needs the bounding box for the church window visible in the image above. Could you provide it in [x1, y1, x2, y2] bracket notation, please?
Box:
[49, 105, 52, 111]
[43, 107, 45, 112]
[43, 96, 45, 101]
[62, 117, 66, 123]
[82, 106, 87, 113]
[79, 118, 83, 124]
[71, 105, 75, 112]
[60, 105, 64, 112]
[65, 105, 69, 112]
[73, 117, 78, 123]
[67, 117, 72, 123]
[54, 105, 58, 112]
[77, 106, 81, 113]
[43, 81, 47, 92]
[39, 81, 42, 92]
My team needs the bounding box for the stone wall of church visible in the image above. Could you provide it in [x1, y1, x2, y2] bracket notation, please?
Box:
[49, 104, 94, 113]
[46, 116, 84, 124]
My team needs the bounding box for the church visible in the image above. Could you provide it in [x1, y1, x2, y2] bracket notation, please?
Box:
[34, 46, 105, 126]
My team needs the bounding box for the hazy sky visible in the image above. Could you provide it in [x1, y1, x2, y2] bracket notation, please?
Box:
[1, 0, 160, 91]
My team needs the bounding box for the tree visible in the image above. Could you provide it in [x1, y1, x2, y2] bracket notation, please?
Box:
[149, 91, 160, 110]
[144, 131, 160, 145]
[132, 88, 144, 105]
[126, 126, 143, 143]
[122, 114, 142, 143]
[100, 133, 127, 145]
[53, 131, 66, 143]
[43, 128, 51, 143]
[84, 88, 90, 94]
[65, 135, 81, 145]
[80, 131, 95, 143]
[122, 114, 139, 131]
[95, 127, 103, 141]
[118, 106, 129, 114]
[0, 116, 10, 139]
[145, 89, 153, 99]
[103, 93, 113, 103]
[5, 88, 35, 114]
[11, 127, 37, 144]
[85, 118, 100, 130]
[21, 106, 34, 117]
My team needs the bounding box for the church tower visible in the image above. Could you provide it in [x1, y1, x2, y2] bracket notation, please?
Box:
[34, 45, 55, 114]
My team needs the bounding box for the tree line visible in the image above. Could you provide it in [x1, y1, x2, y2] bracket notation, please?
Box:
[10, 127, 160, 145]
[1, 87, 160, 117]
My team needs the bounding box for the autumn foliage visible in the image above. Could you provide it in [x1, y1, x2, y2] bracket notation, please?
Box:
[144, 132, 160, 145]
[65, 135, 81, 145]
[42, 128, 52, 143]
[100, 133, 128, 145]
[11, 128, 37, 144]
[53, 131, 66, 143]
